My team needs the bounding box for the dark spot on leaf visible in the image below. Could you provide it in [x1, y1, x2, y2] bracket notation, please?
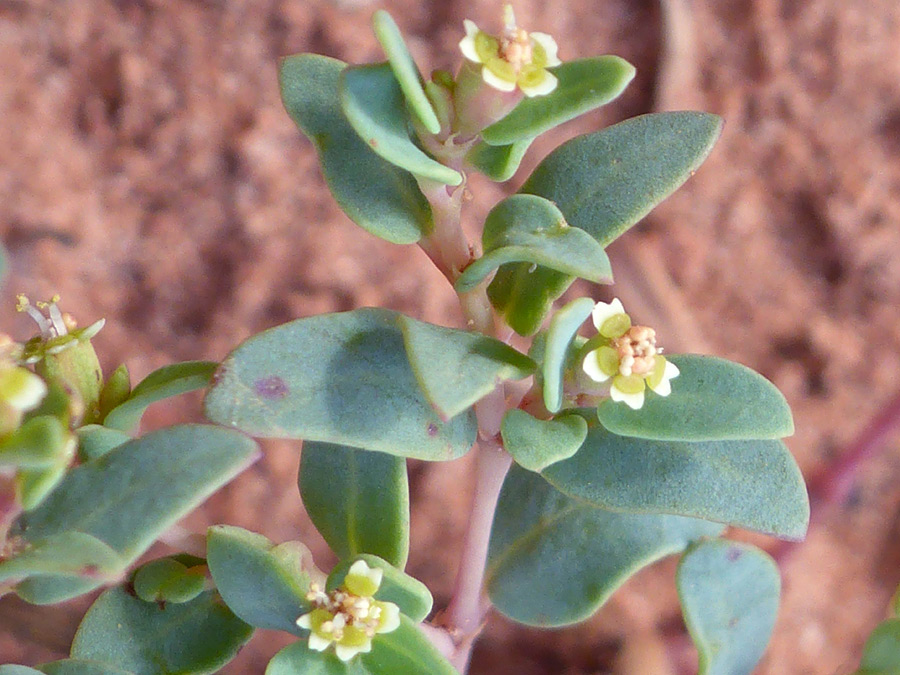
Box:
[255, 376, 289, 400]
[79, 564, 101, 577]
[726, 547, 743, 562]
[369, 138, 378, 148]
[427, 423, 438, 437]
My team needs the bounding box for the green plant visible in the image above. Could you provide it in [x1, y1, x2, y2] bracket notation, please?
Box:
[0, 6, 808, 674]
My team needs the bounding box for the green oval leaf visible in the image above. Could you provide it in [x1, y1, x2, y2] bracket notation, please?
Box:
[856, 619, 900, 674]
[71, 586, 253, 675]
[133, 557, 205, 604]
[0, 668, 44, 675]
[326, 554, 432, 623]
[372, 11, 440, 135]
[103, 361, 217, 432]
[0, 532, 122, 591]
[39, 661, 133, 675]
[266, 616, 455, 675]
[543, 417, 808, 539]
[597, 354, 795, 441]
[204, 309, 476, 461]
[0, 415, 68, 468]
[486, 466, 722, 627]
[98, 364, 131, 421]
[207, 525, 317, 636]
[399, 315, 534, 421]
[11, 425, 258, 604]
[501, 409, 587, 472]
[280, 54, 432, 244]
[76, 425, 131, 462]
[541, 296, 595, 413]
[455, 195, 612, 294]
[465, 137, 534, 182]
[677, 539, 780, 675]
[482, 56, 636, 145]
[340, 64, 460, 185]
[520, 111, 723, 246]
[300, 442, 410, 568]
[487, 265, 573, 337]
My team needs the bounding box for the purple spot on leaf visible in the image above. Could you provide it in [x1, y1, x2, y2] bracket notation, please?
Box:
[726, 547, 744, 562]
[427, 423, 439, 437]
[255, 376, 289, 400]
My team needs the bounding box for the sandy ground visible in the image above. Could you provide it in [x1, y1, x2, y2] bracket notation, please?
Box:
[2, 0, 900, 673]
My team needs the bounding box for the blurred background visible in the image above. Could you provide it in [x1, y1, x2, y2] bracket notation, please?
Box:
[1, 0, 900, 672]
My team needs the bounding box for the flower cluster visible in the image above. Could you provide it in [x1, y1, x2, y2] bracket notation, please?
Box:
[581, 298, 680, 410]
[16, 294, 104, 365]
[296, 560, 401, 662]
[459, 5, 561, 97]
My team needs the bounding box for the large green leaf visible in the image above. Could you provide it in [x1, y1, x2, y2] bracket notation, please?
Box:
[266, 616, 455, 675]
[465, 138, 534, 182]
[10, 425, 258, 604]
[501, 409, 587, 472]
[371, 11, 441, 135]
[39, 662, 133, 675]
[597, 355, 794, 441]
[70, 587, 253, 675]
[103, 361, 217, 433]
[204, 309, 477, 461]
[520, 112, 722, 246]
[486, 466, 722, 627]
[543, 417, 808, 539]
[280, 54, 432, 244]
[856, 619, 900, 674]
[487, 265, 573, 337]
[677, 539, 780, 675]
[455, 195, 612, 294]
[482, 56, 636, 145]
[326, 554, 433, 623]
[399, 315, 534, 421]
[300, 442, 409, 568]
[340, 63, 460, 185]
[206, 525, 315, 636]
[0, 532, 122, 593]
[540, 296, 595, 413]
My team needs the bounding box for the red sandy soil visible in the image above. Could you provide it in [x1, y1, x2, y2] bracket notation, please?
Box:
[2, 1, 900, 673]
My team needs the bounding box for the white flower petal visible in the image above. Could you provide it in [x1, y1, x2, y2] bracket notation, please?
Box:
[377, 602, 401, 634]
[648, 376, 671, 397]
[582, 351, 611, 383]
[591, 298, 626, 330]
[2, 368, 47, 412]
[520, 70, 558, 97]
[530, 32, 561, 66]
[481, 66, 517, 92]
[348, 559, 383, 588]
[335, 642, 372, 662]
[665, 360, 680, 380]
[459, 21, 482, 62]
[295, 613, 312, 629]
[308, 633, 333, 652]
[610, 384, 645, 410]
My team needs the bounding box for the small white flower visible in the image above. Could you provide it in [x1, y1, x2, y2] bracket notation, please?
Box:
[458, 5, 561, 97]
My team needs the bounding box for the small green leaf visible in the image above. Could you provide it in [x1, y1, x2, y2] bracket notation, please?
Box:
[501, 409, 587, 472]
[486, 466, 722, 627]
[482, 56, 636, 145]
[11, 425, 257, 604]
[326, 554, 433, 623]
[133, 557, 206, 604]
[98, 364, 130, 421]
[543, 417, 809, 539]
[455, 195, 612, 294]
[266, 616, 455, 675]
[465, 138, 534, 182]
[541, 296, 595, 413]
[0, 415, 68, 468]
[340, 64, 460, 185]
[300, 442, 409, 568]
[71, 586, 253, 675]
[487, 265, 573, 336]
[103, 361, 217, 433]
[521, 111, 723, 246]
[399, 315, 534, 421]
[16, 450, 72, 512]
[0, 532, 122, 590]
[597, 355, 795, 441]
[677, 539, 780, 675]
[204, 309, 477, 461]
[206, 525, 316, 635]
[372, 11, 441, 135]
[39, 661, 133, 675]
[280, 54, 432, 244]
[856, 619, 900, 674]
[76, 425, 131, 462]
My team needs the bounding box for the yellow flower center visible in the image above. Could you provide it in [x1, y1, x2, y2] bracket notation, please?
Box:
[611, 325, 658, 377]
